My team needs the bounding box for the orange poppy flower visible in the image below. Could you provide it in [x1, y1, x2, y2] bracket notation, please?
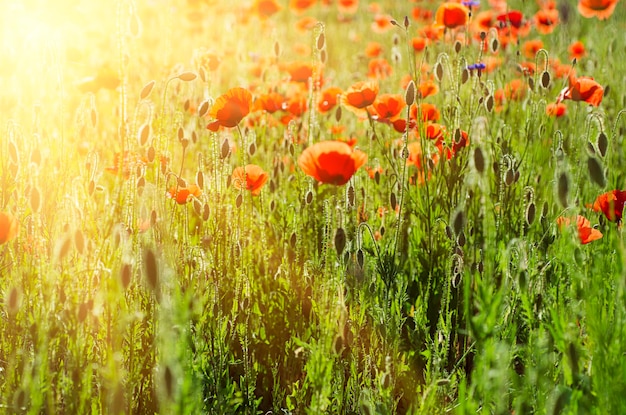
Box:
[298, 141, 367, 185]
[557, 76, 604, 107]
[577, 0, 619, 19]
[289, 0, 316, 14]
[365, 42, 383, 58]
[318, 87, 343, 113]
[534, 8, 559, 34]
[557, 215, 603, 244]
[435, 3, 469, 29]
[546, 102, 567, 117]
[591, 190, 626, 222]
[411, 37, 428, 52]
[207, 87, 253, 131]
[231, 164, 269, 196]
[371, 14, 394, 33]
[167, 183, 202, 204]
[367, 58, 393, 80]
[371, 94, 405, 121]
[341, 80, 379, 117]
[252, 0, 282, 19]
[418, 80, 439, 98]
[0, 212, 18, 244]
[412, 102, 440, 122]
[522, 39, 544, 59]
[568, 41, 586, 60]
[254, 92, 285, 114]
[338, 0, 359, 14]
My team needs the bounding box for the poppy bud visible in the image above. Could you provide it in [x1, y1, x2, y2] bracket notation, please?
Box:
[474, 147, 485, 174]
[485, 95, 494, 112]
[335, 227, 346, 256]
[220, 138, 230, 159]
[248, 142, 257, 156]
[316, 32, 325, 51]
[202, 203, 210, 221]
[454, 40, 462, 54]
[587, 157, 606, 187]
[505, 169, 515, 186]
[490, 38, 499, 53]
[138, 123, 151, 146]
[140, 80, 156, 100]
[144, 247, 158, 292]
[177, 72, 197, 82]
[320, 49, 327, 64]
[196, 171, 204, 189]
[290, 232, 297, 249]
[236, 193, 243, 208]
[541, 71, 551, 89]
[526, 202, 536, 225]
[305, 190, 313, 205]
[435, 62, 444, 82]
[390, 192, 397, 211]
[597, 132, 608, 157]
[405, 80, 416, 106]
[120, 263, 132, 290]
[557, 172, 569, 208]
[357, 248, 364, 268]
[461, 68, 469, 84]
[452, 209, 465, 235]
[198, 100, 209, 117]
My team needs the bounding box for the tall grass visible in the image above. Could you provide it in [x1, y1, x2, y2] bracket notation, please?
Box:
[1, 0, 626, 413]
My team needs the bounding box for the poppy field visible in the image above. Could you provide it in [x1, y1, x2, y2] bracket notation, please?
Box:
[2, 0, 626, 413]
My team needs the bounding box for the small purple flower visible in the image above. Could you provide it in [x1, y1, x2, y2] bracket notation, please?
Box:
[462, 0, 480, 7]
[467, 63, 486, 71]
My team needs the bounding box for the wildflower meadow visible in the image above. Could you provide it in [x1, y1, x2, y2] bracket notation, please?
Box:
[2, 0, 626, 413]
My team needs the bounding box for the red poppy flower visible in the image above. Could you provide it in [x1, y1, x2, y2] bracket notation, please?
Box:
[341, 80, 379, 117]
[371, 94, 405, 121]
[254, 92, 285, 114]
[231, 164, 269, 196]
[298, 141, 367, 185]
[557, 76, 604, 107]
[591, 190, 626, 222]
[289, 0, 316, 14]
[546, 102, 567, 117]
[534, 8, 559, 34]
[411, 37, 428, 52]
[207, 87, 253, 131]
[0, 212, 18, 244]
[318, 87, 343, 113]
[371, 14, 394, 33]
[557, 215, 603, 244]
[167, 183, 202, 204]
[418, 80, 439, 98]
[435, 3, 469, 29]
[577, 0, 619, 20]
[338, 0, 359, 14]
[252, 0, 282, 19]
[522, 39, 544, 59]
[368, 58, 393, 80]
[497, 10, 525, 28]
[568, 41, 586, 60]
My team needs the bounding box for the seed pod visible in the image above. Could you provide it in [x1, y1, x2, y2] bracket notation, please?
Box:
[485, 95, 494, 112]
[461, 68, 469, 84]
[140, 80, 156, 100]
[597, 132, 608, 157]
[334, 227, 346, 256]
[220, 138, 230, 159]
[390, 192, 397, 211]
[435, 62, 444, 82]
[177, 72, 197, 81]
[541, 71, 551, 88]
[198, 100, 209, 117]
[526, 202, 536, 225]
[587, 157, 606, 187]
[316, 32, 325, 51]
[557, 172, 569, 208]
[138, 123, 151, 146]
[474, 147, 485, 174]
[121, 263, 132, 289]
[290, 232, 297, 249]
[452, 209, 465, 235]
[202, 203, 210, 221]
